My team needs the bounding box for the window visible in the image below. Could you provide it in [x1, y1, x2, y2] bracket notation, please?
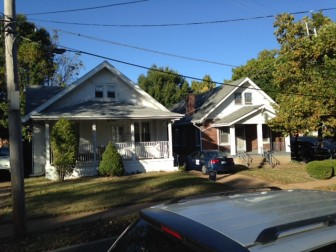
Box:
[219, 127, 230, 144]
[110, 126, 125, 142]
[234, 93, 242, 104]
[244, 93, 252, 104]
[107, 86, 115, 98]
[95, 86, 103, 98]
[134, 122, 151, 142]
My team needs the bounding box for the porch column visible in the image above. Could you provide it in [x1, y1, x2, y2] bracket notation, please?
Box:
[168, 121, 173, 158]
[285, 135, 291, 152]
[230, 126, 236, 156]
[131, 122, 136, 160]
[92, 122, 97, 163]
[257, 123, 263, 154]
[45, 122, 50, 165]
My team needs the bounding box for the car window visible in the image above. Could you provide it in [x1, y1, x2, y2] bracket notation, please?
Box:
[111, 219, 195, 252]
[0, 148, 9, 156]
[190, 151, 199, 158]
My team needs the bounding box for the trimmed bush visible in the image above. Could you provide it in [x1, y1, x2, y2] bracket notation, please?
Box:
[306, 160, 334, 180]
[98, 142, 125, 176]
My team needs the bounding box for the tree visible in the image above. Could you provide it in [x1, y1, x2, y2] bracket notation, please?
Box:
[138, 65, 190, 108]
[51, 119, 79, 181]
[232, 49, 280, 100]
[268, 13, 336, 137]
[190, 75, 215, 94]
[98, 142, 124, 176]
[47, 30, 84, 87]
[0, 15, 83, 137]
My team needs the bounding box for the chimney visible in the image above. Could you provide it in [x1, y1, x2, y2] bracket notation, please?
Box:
[186, 91, 195, 116]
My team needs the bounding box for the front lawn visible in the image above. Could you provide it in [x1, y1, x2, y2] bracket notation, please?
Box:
[238, 162, 315, 185]
[1, 171, 230, 221]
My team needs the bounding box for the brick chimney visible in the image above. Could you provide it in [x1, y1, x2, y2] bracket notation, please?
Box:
[186, 91, 195, 116]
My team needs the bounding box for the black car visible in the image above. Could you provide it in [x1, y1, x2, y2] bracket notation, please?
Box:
[109, 189, 336, 251]
[290, 137, 335, 162]
[182, 150, 234, 174]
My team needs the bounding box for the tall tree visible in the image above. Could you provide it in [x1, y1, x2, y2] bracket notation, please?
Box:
[190, 75, 215, 94]
[0, 15, 83, 135]
[138, 65, 190, 108]
[268, 13, 336, 137]
[232, 49, 279, 100]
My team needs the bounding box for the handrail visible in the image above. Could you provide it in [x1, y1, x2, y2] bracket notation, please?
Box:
[237, 152, 253, 167]
[263, 151, 280, 168]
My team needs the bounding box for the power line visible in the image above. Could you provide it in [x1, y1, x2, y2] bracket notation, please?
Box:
[60, 45, 331, 98]
[27, 7, 336, 28]
[24, 0, 148, 16]
[50, 28, 237, 68]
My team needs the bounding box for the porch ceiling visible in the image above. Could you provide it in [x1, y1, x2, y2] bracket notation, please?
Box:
[30, 101, 183, 120]
[212, 105, 263, 126]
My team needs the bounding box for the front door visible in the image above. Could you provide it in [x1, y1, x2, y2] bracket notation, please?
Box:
[245, 125, 257, 152]
[236, 125, 246, 152]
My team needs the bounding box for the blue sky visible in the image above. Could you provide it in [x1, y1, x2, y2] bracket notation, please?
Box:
[2, 0, 336, 85]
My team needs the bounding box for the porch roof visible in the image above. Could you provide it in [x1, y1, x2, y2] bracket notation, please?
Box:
[31, 101, 183, 120]
[212, 105, 263, 126]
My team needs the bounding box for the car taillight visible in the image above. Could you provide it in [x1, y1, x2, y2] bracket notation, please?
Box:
[211, 159, 220, 165]
[161, 225, 183, 240]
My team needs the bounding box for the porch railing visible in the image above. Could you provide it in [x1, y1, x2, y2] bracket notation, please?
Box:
[72, 141, 170, 163]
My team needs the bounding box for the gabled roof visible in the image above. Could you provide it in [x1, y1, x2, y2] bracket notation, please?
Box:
[31, 100, 183, 120]
[25, 86, 64, 115]
[171, 77, 276, 125]
[23, 61, 178, 123]
[212, 105, 265, 126]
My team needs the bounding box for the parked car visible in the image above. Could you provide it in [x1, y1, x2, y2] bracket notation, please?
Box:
[290, 137, 335, 162]
[182, 150, 234, 174]
[109, 188, 336, 251]
[0, 147, 10, 172]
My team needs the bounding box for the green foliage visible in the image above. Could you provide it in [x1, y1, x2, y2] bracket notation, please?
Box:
[190, 75, 215, 94]
[306, 160, 335, 180]
[0, 16, 83, 139]
[51, 119, 79, 181]
[232, 50, 279, 101]
[138, 65, 190, 108]
[269, 13, 336, 136]
[98, 142, 125, 176]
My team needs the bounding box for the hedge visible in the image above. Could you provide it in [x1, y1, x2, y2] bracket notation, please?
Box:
[306, 160, 336, 180]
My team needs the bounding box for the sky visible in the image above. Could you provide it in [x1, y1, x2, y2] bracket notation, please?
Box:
[2, 0, 336, 85]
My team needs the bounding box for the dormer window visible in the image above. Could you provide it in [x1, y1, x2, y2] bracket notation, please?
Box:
[95, 84, 117, 99]
[107, 86, 115, 98]
[245, 92, 252, 104]
[234, 93, 242, 104]
[95, 86, 103, 98]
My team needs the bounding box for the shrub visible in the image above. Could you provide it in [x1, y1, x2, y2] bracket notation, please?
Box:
[98, 142, 125, 176]
[306, 160, 334, 180]
[51, 118, 79, 181]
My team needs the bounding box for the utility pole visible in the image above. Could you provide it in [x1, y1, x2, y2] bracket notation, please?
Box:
[4, 0, 26, 238]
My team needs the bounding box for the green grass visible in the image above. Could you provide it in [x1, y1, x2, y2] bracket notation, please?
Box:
[1, 171, 230, 221]
[237, 162, 315, 185]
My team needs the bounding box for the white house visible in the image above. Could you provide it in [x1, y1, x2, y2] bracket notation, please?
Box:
[171, 77, 291, 166]
[23, 61, 183, 180]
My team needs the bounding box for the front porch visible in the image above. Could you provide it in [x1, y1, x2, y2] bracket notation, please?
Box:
[76, 141, 170, 162]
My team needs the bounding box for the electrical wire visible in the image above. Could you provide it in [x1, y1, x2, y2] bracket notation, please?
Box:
[49, 28, 237, 68]
[23, 0, 149, 16]
[59, 45, 332, 98]
[26, 7, 336, 28]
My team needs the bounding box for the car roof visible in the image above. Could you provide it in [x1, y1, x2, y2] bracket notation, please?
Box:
[141, 189, 336, 251]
